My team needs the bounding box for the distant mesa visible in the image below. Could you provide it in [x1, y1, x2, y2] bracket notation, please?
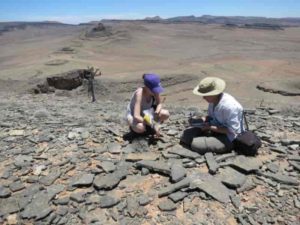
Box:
[164, 15, 300, 27]
[41, 20, 61, 24]
[166, 15, 198, 22]
[144, 16, 163, 21]
[1, 15, 299, 36]
[0, 21, 75, 35]
[101, 15, 300, 29]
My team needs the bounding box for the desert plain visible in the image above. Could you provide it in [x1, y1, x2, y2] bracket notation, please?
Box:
[0, 21, 299, 108]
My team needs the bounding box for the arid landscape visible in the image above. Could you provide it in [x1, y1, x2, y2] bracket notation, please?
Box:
[0, 19, 299, 107]
[0, 18, 299, 225]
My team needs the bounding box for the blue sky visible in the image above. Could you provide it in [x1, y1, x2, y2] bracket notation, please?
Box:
[0, 0, 299, 24]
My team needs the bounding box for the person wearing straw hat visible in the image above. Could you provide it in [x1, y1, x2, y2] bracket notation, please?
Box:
[125, 73, 169, 137]
[180, 77, 244, 154]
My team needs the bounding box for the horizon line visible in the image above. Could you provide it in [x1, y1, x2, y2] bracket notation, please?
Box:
[1, 14, 300, 25]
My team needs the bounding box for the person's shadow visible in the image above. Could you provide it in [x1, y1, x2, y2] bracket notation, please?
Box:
[123, 126, 158, 145]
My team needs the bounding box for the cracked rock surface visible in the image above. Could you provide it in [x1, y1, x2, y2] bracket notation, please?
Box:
[0, 93, 299, 225]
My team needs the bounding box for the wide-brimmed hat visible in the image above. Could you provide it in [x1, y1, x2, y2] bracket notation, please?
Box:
[193, 77, 226, 96]
[144, 73, 164, 94]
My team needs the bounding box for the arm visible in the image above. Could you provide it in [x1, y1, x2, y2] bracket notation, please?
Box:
[203, 125, 230, 134]
[133, 89, 144, 123]
[154, 93, 162, 114]
[203, 107, 239, 135]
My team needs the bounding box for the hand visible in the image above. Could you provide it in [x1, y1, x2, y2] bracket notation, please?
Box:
[134, 116, 144, 123]
[153, 124, 161, 138]
[201, 124, 211, 131]
[202, 125, 218, 132]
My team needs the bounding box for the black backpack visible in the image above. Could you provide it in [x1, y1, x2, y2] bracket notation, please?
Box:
[233, 112, 262, 156]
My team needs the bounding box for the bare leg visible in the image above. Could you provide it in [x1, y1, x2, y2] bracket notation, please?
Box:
[127, 114, 146, 133]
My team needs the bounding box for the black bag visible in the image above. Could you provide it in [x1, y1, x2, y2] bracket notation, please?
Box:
[233, 112, 262, 156]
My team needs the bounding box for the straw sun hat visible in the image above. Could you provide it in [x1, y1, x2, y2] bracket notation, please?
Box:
[193, 77, 226, 96]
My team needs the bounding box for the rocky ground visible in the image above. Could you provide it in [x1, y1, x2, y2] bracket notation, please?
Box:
[0, 89, 299, 225]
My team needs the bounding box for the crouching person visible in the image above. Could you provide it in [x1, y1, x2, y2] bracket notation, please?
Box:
[126, 73, 169, 137]
[180, 77, 243, 154]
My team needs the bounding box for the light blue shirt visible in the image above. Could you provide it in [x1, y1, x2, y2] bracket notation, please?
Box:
[208, 93, 243, 142]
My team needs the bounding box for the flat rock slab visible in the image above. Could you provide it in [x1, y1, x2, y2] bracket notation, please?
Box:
[229, 156, 262, 173]
[100, 195, 120, 208]
[106, 126, 123, 137]
[230, 195, 241, 209]
[168, 145, 201, 159]
[190, 174, 230, 203]
[94, 174, 122, 190]
[39, 169, 61, 186]
[9, 181, 25, 192]
[14, 155, 33, 168]
[21, 185, 63, 220]
[126, 152, 159, 162]
[215, 152, 237, 163]
[266, 163, 280, 173]
[158, 199, 177, 211]
[171, 164, 186, 183]
[70, 192, 85, 203]
[261, 172, 299, 185]
[98, 161, 116, 173]
[107, 143, 122, 154]
[71, 173, 95, 187]
[237, 177, 256, 193]
[205, 152, 219, 174]
[136, 160, 171, 175]
[138, 194, 152, 206]
[9, 130, 25, 136]
[168, 191, 188, 203]
[288, 155, 300, 161]
[127, 197, 139, 217]
[0, 196, 30, 215]
[218, 167, 247, 188]
[158, 178, 190, 197]
[270, 146, 287, 154]
[93, 168, 127, 190]
[167, 129, 178, 136]
[289, 161, 300, 171]
[0, 186, 11, 198]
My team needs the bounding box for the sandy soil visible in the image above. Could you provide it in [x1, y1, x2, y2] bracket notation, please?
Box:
[0, 22, 299, 109]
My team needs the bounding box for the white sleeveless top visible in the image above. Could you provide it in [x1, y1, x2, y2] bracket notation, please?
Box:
[126, 87, 154, 116]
